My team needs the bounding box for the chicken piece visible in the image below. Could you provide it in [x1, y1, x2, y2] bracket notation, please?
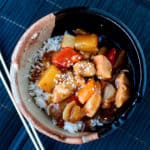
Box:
[83, 82, 102, 117]
[52, 72, 76, 103]
[63, 101, 83, 123]
[115, 72, 129, 87]
[56, 71, 76, 84]
[74, 75, 85, 88]
[93, 55, 112, 80]
[75, 34, 98, 53]
[115, 72, 130, 108]
[102, 83, 116, 109]
[73, 61, 96, 77]
[52, 84, 74, 103]
[70, 105, 82, 123]
[61, 34, 75, 48]
[63, 101, 75, 122]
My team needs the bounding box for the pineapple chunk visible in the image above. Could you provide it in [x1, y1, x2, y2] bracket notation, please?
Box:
[75, 34, 98, 53]
[62, 34, 75, 48]
[38, 65, 61, 93]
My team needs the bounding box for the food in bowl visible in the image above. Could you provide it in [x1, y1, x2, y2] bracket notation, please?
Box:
[28, 28, 131, 133]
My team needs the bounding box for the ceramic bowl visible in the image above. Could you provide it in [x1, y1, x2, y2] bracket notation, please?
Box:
[10, 7, 147, 144]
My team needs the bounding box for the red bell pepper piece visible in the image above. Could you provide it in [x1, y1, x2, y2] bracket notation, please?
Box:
[52, 47, 82, 68]
[107, 48, 117, 65]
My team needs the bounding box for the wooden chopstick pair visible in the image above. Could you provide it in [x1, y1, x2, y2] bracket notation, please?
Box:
[0, 52, 44, 150]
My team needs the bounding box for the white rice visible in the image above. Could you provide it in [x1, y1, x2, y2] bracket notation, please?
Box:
[90, 119, 103, 127]
[64, 121, 84, 133]
[29, 82, 50, 109]
[42, 35, 62, 52]
[51, 118, 57, 126]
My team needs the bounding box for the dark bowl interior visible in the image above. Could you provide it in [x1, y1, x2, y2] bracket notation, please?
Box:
[51, 7, 147, 137]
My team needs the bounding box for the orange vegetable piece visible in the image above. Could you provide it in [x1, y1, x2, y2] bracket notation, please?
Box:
[38, 65, 61, 93]
[77, 79, 95, 104]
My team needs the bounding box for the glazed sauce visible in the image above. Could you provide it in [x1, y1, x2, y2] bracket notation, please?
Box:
[30, 64, 42, 82]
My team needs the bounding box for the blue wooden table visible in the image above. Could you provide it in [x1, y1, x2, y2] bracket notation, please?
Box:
[0, 0, 150, 149]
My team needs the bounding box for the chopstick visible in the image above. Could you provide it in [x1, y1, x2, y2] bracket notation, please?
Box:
[0, 52, 44, 150]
